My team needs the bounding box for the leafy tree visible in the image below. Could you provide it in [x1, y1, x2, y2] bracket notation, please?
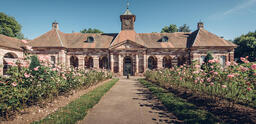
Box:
[0, 12, 23, 39]
[201, 52, 214, 70]
[161, 24, 178, 33]
[80, 28, 103, 33]
[179, 24, 191, 32]
[234, 31, 256, 62]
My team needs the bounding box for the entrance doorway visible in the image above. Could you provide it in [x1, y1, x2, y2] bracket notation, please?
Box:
[123, 56, 133, 76]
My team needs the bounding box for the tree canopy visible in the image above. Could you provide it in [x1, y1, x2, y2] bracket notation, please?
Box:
[179, 24, 191, 32]
[161, 24, 191, 33]
[234, 31, 256, 62]
[0, 12, 24, 39]
[80, 28, 103, 33]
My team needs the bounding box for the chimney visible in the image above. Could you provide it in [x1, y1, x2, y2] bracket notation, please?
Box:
[197, 22, 204, 29]
[52, 21, 59, 30]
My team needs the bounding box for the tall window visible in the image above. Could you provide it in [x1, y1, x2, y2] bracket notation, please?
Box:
[200, 56, 206, 65]
[50, 56, 56, 68]
[148, 56, 157, 70]
[220, 56, 226, 67]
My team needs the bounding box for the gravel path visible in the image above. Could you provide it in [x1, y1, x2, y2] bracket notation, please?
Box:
[78, 77, 177, 124]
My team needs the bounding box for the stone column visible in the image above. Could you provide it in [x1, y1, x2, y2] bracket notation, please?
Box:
[78, 55, 84, 69]
[58, 50, 66, 66]
[157, 55, 163, 69]
[144, 54, 147, 72]
[136, 54, 139, 74]
[119, 54, 123, 75]
[110, 54, 114, 73]
[93, 55, 99, 69]
[66, 55, 71, 68]
[229, 50, 235, 62]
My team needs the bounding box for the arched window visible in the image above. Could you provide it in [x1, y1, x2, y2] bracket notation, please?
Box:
[99, 56, 109, 69]
[148, 56, 157, 70]
[162, 36, 169, 42]
[85, 56, 93, 69]
[178, 56, 186, 66]
[70, 56, 78, 68]
[163, 56, 172, 68]
[3, 52, 18, 75]
[86, 36, 94, 43]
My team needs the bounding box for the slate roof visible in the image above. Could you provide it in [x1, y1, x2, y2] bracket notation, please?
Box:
[29, 27, 237, 49]
[0, 34, 24, 50]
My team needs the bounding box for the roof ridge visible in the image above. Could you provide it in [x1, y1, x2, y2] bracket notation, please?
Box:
[192, 29, 200, 46]
[56, 30, 64, 47]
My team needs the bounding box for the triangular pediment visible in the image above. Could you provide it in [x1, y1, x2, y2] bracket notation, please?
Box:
[110, 40, 146, 49]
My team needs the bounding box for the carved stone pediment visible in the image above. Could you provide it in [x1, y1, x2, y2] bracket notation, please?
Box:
[110, 40, 146, 50]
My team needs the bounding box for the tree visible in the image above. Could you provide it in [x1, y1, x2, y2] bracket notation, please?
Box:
[201, 52, 214, 70]
[234, 31, 256, 62]
[0, 12, 23, 39]
[80, 28, 103, 33]
[179, 24, 191, 32]
[161, 24, 178, 33]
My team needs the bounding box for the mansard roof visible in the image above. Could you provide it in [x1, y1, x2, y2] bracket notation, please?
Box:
[0, 34, 24, 50]
[29, 28, 236, 49]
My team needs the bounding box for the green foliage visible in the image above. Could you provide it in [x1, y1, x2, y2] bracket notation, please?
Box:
[144, 58, 256, 109]
[234, 31, 256, 62]
[80, 28, 103, 33]
[178, 24, 191, 32]
[32, 78, 118, 124]
[0, 56, 112, 120]
[161, 24, 191, 33]
[29, 56, 40, 71]
[0, 12, 23, 39]
[139, 79, 219, 123]
[161, 24, 178, 33]
[201, 52, 214, 71]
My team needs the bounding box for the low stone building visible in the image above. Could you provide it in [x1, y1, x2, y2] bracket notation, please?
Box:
[0, 8, 237, 76]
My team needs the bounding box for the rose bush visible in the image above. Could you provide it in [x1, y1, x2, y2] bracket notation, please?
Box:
[145, 57, 256, 108]
[0, 54, 112, 120]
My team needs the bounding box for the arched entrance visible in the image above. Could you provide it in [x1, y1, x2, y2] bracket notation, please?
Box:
[123, 56, 133, 76]
[163, 56, 172, 68]
[148, 56, 157, 70]
[99, 56, 109, 69]
[3, 52, 18, 75]
[85, 56, 93, 69]
[70, 56, 78, 68]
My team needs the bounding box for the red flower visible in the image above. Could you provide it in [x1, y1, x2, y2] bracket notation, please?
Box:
[251, 64, 256, 70]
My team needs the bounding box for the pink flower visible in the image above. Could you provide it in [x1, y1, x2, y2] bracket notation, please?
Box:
[227, 74, 235, 78]
[210, 82, 214, 86]
[21, 39, 28, 44]
[210, 66, 214, 69]
[34, 66, 39, 71]
[207, 78, 211, 82]
[254, 73, 256, 76]
[180, 77, 182, 81]
[194, 80, 198, 83]
[195, 65, 201, 68]
[24, 73, 30, 78]
[11, 82, 17, 87]
[226, 61, 231, 66]
[247, 87, 252, 91]
[222, 85, 227, 88]
[251, 64, 256, 70]
[240, 57, 246, 62]
[208, 60, 214, 63]
[213, 72, 218, 75]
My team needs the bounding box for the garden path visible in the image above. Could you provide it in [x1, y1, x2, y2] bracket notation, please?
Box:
[78, 77, 178, 124]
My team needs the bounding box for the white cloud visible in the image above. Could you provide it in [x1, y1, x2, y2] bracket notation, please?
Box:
[224, 0, 256, 15]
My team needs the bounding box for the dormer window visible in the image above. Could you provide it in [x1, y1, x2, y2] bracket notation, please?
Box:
[162, 36, 169, 42]
[86, 36, 94, 43]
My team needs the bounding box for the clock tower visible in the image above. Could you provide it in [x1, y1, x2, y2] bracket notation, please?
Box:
[120, 3, 136, 30]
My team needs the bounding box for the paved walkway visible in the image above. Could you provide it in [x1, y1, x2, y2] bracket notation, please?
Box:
[78, 77, 177, 124]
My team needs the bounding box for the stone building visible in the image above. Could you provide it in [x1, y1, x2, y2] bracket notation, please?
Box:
[0, 8, 237, 76]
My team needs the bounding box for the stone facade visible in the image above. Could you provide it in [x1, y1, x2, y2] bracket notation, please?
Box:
[0, 8, 237, 76]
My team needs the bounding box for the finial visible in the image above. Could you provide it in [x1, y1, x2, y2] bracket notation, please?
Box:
[126, 0, 130, 9]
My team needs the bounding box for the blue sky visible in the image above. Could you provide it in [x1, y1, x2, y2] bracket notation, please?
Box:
[1, 0, 256, 40]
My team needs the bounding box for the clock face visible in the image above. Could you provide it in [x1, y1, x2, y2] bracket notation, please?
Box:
[124, 19, 131, 26]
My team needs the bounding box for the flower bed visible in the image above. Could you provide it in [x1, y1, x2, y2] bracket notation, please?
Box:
[0, 55, 112, 120]
[145, 57, 256, 108]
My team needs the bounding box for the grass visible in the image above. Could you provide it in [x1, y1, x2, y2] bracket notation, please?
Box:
[138, 79, 221, 124]
[32, 78, 119, 124]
